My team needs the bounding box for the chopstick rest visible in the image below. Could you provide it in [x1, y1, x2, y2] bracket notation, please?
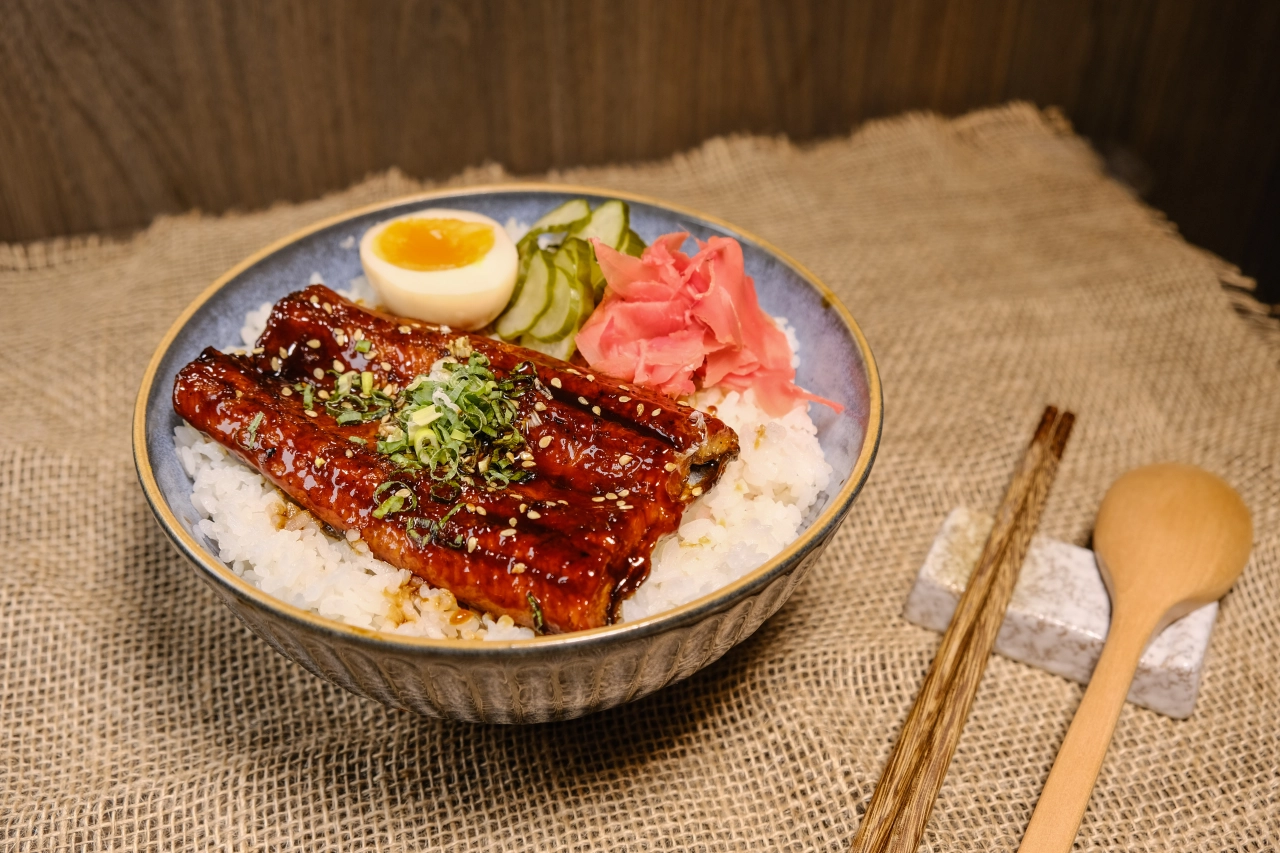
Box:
[903, 507, 1218, 719]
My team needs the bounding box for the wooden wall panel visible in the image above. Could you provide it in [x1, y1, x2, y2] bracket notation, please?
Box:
[1, 0, 1277, 296]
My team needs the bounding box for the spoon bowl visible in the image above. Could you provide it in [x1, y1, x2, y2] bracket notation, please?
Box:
[1094, 462, 1254, 634]
[1018, 463, 1252, 853]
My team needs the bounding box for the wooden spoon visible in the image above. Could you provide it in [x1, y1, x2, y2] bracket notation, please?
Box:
[1017, 463, 1252, 853]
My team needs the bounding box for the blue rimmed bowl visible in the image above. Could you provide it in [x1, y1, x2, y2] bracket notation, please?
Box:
[133, 185, 882, 723]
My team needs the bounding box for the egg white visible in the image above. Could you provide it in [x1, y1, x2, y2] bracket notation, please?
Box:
[359, 208, 518, 330]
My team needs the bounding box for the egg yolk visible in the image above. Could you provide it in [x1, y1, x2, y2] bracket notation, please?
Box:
[373, 218, 495, 272]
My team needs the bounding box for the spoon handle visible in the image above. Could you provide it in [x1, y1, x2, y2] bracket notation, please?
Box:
[1016, 611, 1159, 853]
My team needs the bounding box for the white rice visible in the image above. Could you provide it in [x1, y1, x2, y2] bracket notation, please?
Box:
[180, 303, 830, 638]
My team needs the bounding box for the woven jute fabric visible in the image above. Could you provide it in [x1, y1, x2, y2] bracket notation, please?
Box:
[3, 104, 1277, 851]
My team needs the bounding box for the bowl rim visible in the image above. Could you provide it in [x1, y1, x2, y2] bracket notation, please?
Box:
[133, 182, 883, 658]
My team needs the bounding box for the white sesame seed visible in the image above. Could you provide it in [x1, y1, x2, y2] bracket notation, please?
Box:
[520, 450, 534, 461]
[280, 386, 293, 396]
[606, 492, 618, 500]
[586, 374, 595, 381]
[380, 361, 391, 371]
[271, 357, 282, 372]
[691, 486, 703, 496]
[309, 295, 321, 305]
[538, 436, 552, 448]
[500, 528, 516, 538]
[527, 510, 540, 519]
[664, 462, 677, 472]
[312, 367, 324, 379]
[345, 529, 359, 541]
[398, 325, 411, 334]
[323, 302, 333, 313]
[333, 359, 345, 372]
[508, 517, 518, 527]
[466, 503, 475, 513]
[395, 488, 411, 498]
[616, 500, 626, 507]
[307, 339, 321, 349]
[618, 396, 631, 403]
[522, 460, 536, 468]
[467, 537, 478, 552]
[618, 489, 630, 497]
[304, 410, 318, 418]
[511, 563, 526, 574]
[578, 396, 589, 405]
[314, 457, 325, 467]
[619, 504, 633, 510]
[550, 378, 562, 388]
[636, 404, 645, 416]
[534, 402, 546, 412]
[566, 368, 580, 375]
[618, 454, 632, 465]
[619, 385, 628, 390]
[592, 406, 601, 415]
[345, 449, 353, 458]
[353, 329, 365, 341]
[652, 408, 662, 417]
[251, 346, 265, 355]
[591, 496, 605, 503]
[279, 347, 288, 358]
[558, 500, 569, 505]
[476, 507, 486, 516]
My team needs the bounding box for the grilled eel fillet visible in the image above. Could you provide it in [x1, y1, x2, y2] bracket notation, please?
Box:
[173, 285, 739, 633]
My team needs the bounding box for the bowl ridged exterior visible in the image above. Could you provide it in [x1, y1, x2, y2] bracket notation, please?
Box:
[196, 534, 827, 722]
[135, 185, 881, 723]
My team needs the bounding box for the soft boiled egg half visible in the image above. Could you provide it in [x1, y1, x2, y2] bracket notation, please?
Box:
[359, 209, 518, 330]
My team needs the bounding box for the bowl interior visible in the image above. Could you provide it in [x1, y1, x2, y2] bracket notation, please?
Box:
[141, 187, 878, 638]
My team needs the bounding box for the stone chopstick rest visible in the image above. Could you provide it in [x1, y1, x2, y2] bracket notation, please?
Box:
[903, 508, 1217, 719]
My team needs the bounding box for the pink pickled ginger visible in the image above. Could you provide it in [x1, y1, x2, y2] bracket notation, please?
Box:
[575, 233, 842, 417]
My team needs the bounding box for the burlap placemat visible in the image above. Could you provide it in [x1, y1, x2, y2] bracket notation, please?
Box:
[3, 104, 1277, 851]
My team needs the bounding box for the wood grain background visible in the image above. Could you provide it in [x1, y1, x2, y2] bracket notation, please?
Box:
[2, 0, 1278, 299]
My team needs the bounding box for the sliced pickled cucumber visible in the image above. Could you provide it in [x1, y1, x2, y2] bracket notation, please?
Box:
[517, 199, 590, 258]
[620, 228, 646, 257]
[529, 267, 584, 341]
[530, 198, 591, 233]
[520, 330, 578, 361]
[570, 199, 628, 249]
[555, 236, 594, 294]
[495, 251, 552, 339]
[515, 199, 592, 283]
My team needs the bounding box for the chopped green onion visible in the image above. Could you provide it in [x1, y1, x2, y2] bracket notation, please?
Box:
[381, 352, 532, 490]
[348, 436, 367, 445]
[355, 339, 372, 353]
[242, 411, 265, 449]
[527, 592, 545, 634]
[371, 480, 417, 519]
[361, 372, 374, 395]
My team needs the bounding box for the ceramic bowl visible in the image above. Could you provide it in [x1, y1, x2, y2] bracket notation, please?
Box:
[134, 185, 882, 723]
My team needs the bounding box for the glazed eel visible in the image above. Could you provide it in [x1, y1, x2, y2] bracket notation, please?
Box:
[174, 285, 739, 633]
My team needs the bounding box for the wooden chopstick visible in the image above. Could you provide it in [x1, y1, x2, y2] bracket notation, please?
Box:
[849, 406, 1069, 853]
[882, 411, 1074, 853]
